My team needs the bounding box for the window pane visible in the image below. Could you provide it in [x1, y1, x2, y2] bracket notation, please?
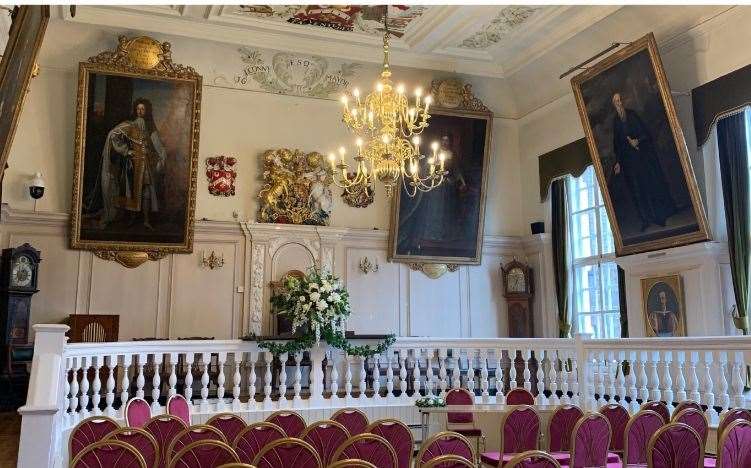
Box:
[603, 313, 622, 338]
[569, 166, 597, 212]
[574, 264, 601, 313]
[571, 210, 598, 260]
[599, 208, 615, 255]
[578, 313, 603, 338]
[600, 262, 620, 312]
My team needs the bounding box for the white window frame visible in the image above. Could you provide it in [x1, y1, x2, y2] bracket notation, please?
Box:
[566, 166, 621, 339]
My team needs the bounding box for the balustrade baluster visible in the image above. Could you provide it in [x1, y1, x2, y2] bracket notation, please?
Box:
[438, 349, 447, 396]
[412, 351, 422, 398]
[345, 354, 354, 399]
[451, 352, 461, 389]
[675, 351, 687, 402]
[548, 350, 558, 405]
[184, 353, 195, 403]
[615, 351, 626, 407]
[648, 351, 661, 403]
[495, 351, 505, 404]
[626, 351, 638, 413]
[92, 356, 103, 416]
[559, 351, 569, 405]
[661, 351, 674, 409]
[215, 352, 226, 410]
[80, 356, 91, 418]
[201, 353, 211, 408]
[480, 349, 489, 403]
[262, 352, 273, 407]
[69, 357, 80, 420]
[535, 349, 545, 405]
[151, 354, 162, 411]
[359, 355, 368, 399]
[329, 350, 339, 399]
[425, 351, 435, 397]
[64, 358, 72, 424]
[718, 351, 730, 415]
[523, 348, 532, 391]
[508, 349, 517, 389]
[466, 350, 476, 395]
[606, 351, 616, 402]
[278, 352, 288, 405]
[587, 352, 597, 410]
[570, 353, 580, 406]
[399, 349, 408, 401]
[595, 351, 605, 406]
[637, 352, 649, 403]
[386, 353, 394, 399]
[120, 355, 131, 416]
[246, 352, 257, 409]
[703, 351, 718, 423]
[168, 353, 177, 398]
[372, 355, 381, 399]
[293, 352, 303, 403]
[688, 351, 701, 402]
[233, 354, 242, 409]
[731, 352, 745, 408]
[136, 354, 146, 400]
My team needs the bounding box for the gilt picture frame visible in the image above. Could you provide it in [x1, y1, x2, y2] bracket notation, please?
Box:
[70, 36, 202, 263]
[388, 89, 493, 265]
[641, 274, 686, 337]
[571, 33, 710, 256]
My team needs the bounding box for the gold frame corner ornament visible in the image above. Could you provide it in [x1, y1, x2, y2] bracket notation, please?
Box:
[69, 35, 202, 268]
[408, 263, 459, 279]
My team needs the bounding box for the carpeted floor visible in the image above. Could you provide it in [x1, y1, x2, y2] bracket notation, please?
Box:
[0, 412, 20, 467]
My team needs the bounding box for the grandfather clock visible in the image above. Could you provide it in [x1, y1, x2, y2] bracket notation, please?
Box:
[0, 244, 41, 346]
[501, 259, 534, 338]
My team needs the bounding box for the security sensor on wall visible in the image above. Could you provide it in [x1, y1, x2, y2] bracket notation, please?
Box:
[28, 172, 45, 212]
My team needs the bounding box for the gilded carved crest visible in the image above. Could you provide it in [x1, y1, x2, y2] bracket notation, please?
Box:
[87, 35, 199, 79]
[258, 148, 334, 226]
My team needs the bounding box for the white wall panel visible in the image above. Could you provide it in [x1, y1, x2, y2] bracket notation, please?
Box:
[408, 268, 463, 337]
[344, 246, 400, 335]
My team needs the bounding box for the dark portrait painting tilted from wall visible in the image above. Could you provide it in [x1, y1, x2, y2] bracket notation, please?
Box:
[389, 109, 493, 265]
[572, 33, 709, 256]
[70, 36, 202, 255]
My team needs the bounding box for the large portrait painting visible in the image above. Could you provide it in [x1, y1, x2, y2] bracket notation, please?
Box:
[641, 274, 686, 337]
[0, 6, 49, 181]
[571, 33, 710, 256]
[70, 36, 202, 260]
[389, 84, 492, 265]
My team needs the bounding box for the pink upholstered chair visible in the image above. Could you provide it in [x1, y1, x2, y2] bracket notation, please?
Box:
[598, 403, 629, 453]
[640, 401, 670, 425]
[207, 413, 247, 445]
[332, 408, 370, 436]
[332, 433, 399, 468]
[506, 388, 535, 405]
[675, 400, 703, 415]
[647, 423, 703, 468]
[422, 454, 476, 468]
[143, 414, 189, 468]
[69, 415, 120, 459]
[252, 437, 322, 468]
[505, 450, 562, 468]
[445, 388, 485, 457]
[216, 464, 258, 468]
[167, 425, 227, 462]
[547, 405, 583, 452]
[168, 439, 240, 468]
[480, 405, 539, 467]
[672, 408, 709, 446]
[717, 408, 751, 447]
[329, 460, 378, 468]
[418, 431, 474, 468]
[106, 427, 160, 468]
[167, 394, 192, 426]
[716, 419, 751, 468]
[367, 419, 413, 468]
[565, 412, 615, 468]
[233, 422, 287, 464]
[70, 439, 147, 468]
[623, 410, 665, 467]
[266, 410, 307, 438]
[301, 420, 350, 466]
[125, 397, 152, 428]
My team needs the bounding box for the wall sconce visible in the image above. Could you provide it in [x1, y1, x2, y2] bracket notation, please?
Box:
[359, 257, 379, 274]
[201, 250, 224, 270]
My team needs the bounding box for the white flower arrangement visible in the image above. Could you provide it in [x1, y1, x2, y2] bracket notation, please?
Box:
[271, 268, 351, 343]
[415, 396, 446, 408]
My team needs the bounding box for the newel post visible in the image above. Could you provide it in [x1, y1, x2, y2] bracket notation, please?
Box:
[573, 332, 593, 410]
[18, 324, 69, 468]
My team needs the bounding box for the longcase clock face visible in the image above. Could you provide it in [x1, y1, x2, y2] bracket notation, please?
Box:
[10, 255, 33, 288]
[507, 267, 527, 293]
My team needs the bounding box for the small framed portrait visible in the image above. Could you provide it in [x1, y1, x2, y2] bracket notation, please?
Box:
[70, 36, 202, 256]
[388, 81, 493, 265]
[641, 274, 686, 337]
[571, 33, 710, 256]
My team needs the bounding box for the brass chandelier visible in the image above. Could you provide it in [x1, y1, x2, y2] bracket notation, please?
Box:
[329, 9, 446, 198]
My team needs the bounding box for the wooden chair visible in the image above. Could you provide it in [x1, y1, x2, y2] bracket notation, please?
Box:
[67, 314, 119, 342]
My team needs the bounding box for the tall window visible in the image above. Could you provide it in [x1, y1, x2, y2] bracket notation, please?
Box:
[567, 166, 621, 338]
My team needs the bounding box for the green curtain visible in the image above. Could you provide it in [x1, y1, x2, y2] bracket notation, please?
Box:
[618, 266, 629, 337]
[551, 178, 570, 338]
[717, 111, 751, 334]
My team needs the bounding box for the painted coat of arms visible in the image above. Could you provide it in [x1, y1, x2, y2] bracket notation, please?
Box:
[258, 148, 333, 225]
[206, 155, 237, 196]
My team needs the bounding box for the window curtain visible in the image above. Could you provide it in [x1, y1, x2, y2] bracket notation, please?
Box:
[618, 266, 629, 337]
[551, 178, 570, 338]
[717, 110, 750, 335]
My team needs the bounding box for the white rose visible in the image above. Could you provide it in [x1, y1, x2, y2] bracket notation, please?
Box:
[316, 300, 328, 311]
[309, 291, 321, 302]
[321, 281, 332, 292]
[302, 303, 311, 312]
[307, 283, 319, 292]
[330, 292, 341, 303]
